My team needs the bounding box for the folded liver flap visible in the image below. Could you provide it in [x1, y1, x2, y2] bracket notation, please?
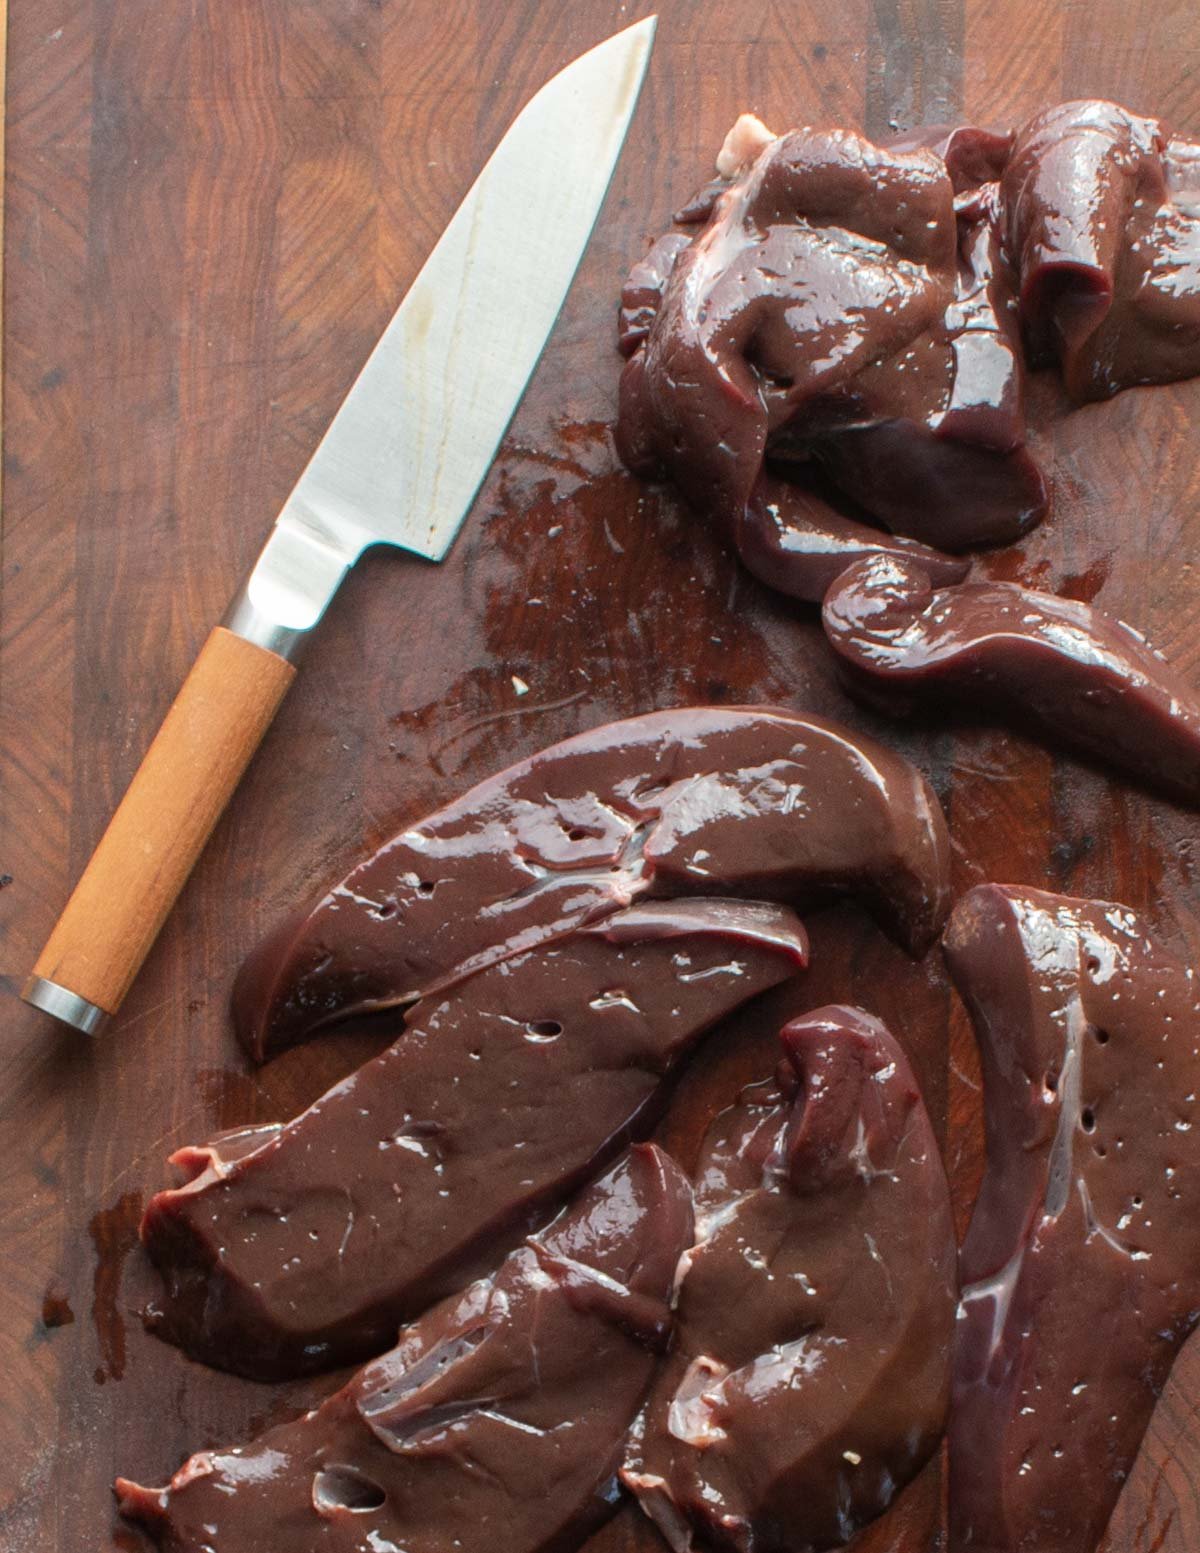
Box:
[624, 1003, 957, 1553]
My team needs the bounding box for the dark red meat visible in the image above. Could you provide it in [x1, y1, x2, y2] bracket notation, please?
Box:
[234, 707, 951, 1064]
[617, 100, 1200, 603]
[822, 552, 1200, 806]
[945, 884, 1200, 1553]
[1004, 101, 1200, 400]
[732, 474, 970, 606]
[145, 899, 807, 1380]
[119, 1145, 693, 1553]
[616, 123, 1045, 602]
[624, 1005, 956, 1552]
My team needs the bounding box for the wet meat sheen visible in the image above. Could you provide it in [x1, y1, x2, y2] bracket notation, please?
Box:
[144, 900, 807, 1380]
[615, 120, 1046, 601]
[733, 473, 970, 605]
[234, 706, 952, 1063]
[617, 101, 1200, 603]
[623, 1005, 956, 1552]
[118, 1145, 693, 1553]
[944, 885, 1200, 1553]
[1005, 100, 1200, 399]
[822, 552, 1200, 806]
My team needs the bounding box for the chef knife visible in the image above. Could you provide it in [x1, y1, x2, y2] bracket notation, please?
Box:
[23, 16, 657, 1035]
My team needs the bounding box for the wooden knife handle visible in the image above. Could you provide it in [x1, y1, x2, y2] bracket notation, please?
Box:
[24, 626, 296, 1031]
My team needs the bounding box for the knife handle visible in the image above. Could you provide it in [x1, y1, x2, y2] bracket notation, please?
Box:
[23, 626, 296, 1034]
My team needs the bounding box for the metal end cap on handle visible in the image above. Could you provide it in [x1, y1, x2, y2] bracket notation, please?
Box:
[22, 976, 109, 1037]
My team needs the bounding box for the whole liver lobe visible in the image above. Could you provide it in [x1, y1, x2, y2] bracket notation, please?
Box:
[616, 101, 1200, 604]
[1005, 100, 1200, 400]
[616, 122, 1045, 599]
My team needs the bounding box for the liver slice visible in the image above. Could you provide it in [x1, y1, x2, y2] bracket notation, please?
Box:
[945, 883, 1200, 1553]
[144, 899, 807, 1380]
[624, 1005, 956, 1552]
[822, 553, 1200, 807]
[119, 1145, 693, 1553]
[234, 706, 952, 1063]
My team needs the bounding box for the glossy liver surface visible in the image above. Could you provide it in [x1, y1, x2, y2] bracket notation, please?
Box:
[625, 1005, 956, 1553]
[118, 1146, 693, 1553]
[946, 885, 1200, 1553]
[234, 707, 951, 1062]
[822, 554, 1200, 806]
[145, 900, 807, 1380]
[617, 97, 1200, 606]
[8, 6, 1200, 1551]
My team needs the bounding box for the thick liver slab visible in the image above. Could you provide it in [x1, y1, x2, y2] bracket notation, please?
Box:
[945, 884, 1200, 1553]
[145, 899, 806, 1379]
[119, 1145, 693, 1553]
[234, 706, 951, 1062]
[625, 1005, 956, 1552]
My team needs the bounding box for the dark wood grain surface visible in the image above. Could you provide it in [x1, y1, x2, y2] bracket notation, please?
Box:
[3, 1, 1200, 1548]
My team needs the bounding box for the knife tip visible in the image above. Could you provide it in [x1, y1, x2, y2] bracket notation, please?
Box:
[611, 14, 658, 52]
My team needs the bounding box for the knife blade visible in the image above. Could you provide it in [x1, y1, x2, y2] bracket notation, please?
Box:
[24, 16, 657, 1035]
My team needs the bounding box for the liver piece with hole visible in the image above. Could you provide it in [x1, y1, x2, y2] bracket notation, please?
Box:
[144, 899, 807, 1380]
[944, 884, 1200, 1553]
[118, 1144, 693, 1553]
[623, 1005, 957, 1552]
[233, 707, 952, 1063]
[822, 553, 1200, 807]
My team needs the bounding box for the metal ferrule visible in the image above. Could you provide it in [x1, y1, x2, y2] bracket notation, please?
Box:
[23, 976, 109, 1037]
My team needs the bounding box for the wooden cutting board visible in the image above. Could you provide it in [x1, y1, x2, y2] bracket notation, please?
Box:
[3, 1, 1199, 1548]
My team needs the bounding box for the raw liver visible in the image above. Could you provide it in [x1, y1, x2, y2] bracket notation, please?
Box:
[945, 884, 1200, 1553]
[144, 899, 807, 1380]
[118, 1145, 693, 1553]
[616, 99, 1200, 605]
[234, 707, 952, 1062]
[1004, 101, 1200, 400]
[13, 10, 1200, 1552]
[732, 474, 970, 607]
[615, 121, 1046, 600]
[624, 1005, 956, 1552]
[822, 553, 1200, 806]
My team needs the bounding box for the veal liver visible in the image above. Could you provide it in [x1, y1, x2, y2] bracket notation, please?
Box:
[616, 100, 1200, 604]
[945, 884, 1200, 1553]
[234, 707, 951, 1063]
[624, 1006, 956, 1551]
[821, 553, 1200, 807]
[119, 1146, 693, 1553]
[145, 900, 807, 1380]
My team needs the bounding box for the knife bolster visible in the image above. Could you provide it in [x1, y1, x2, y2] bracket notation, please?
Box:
[223, 512, 355, 661]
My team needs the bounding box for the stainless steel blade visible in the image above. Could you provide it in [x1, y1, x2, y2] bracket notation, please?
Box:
[228, 17, 656, 654]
